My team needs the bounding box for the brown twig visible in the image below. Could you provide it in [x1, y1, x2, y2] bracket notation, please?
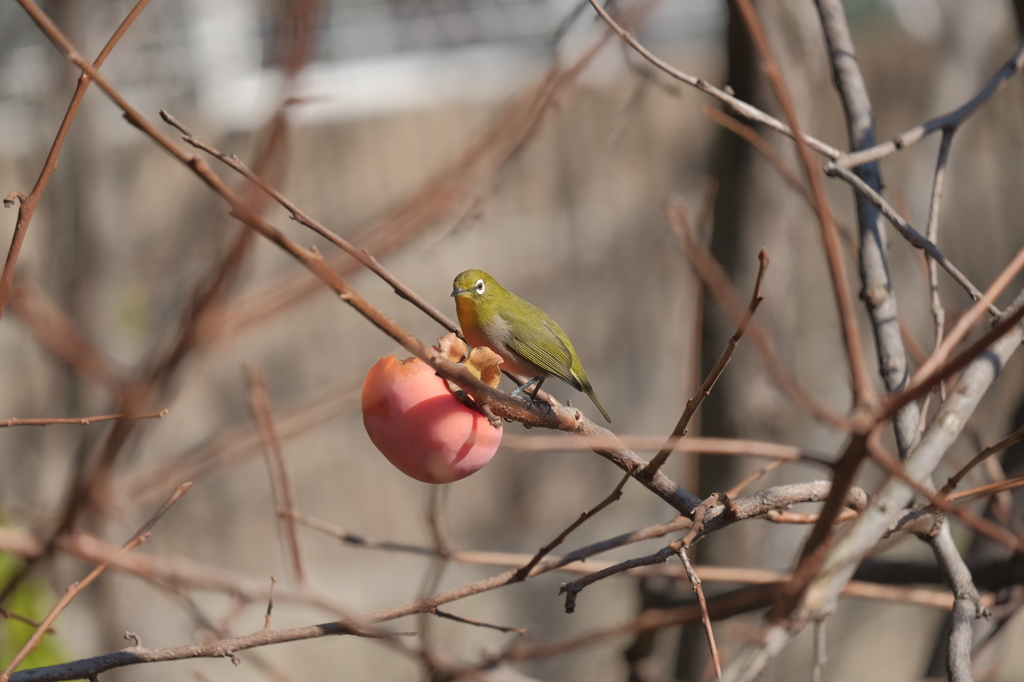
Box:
[123, 380, 359, 510]
[0, 0, 152, 322]
[948, 475, 1024, 503]
[7, 279, 127, 390]
[643, 208, 768, 478]
[866, 441, 1024, 554]
[0, 609, 55, 635]
[666, 198, 847, 428]
[941, 423, 1024, 496]
[197, 28, 612, 348]
[511, 472, 632, 582]
[431, 609, 525, 636]
[882, 284, 1024, 423]
[0, 482, 192, 682]
[584, 0, 843, 159]
[733, 0, 874, 409]
[559, 545, 678, 614]
[501, 433, 832, 467]
[245, 365, 306, 584]
[0, 410, 168, 428]
[703, 105, 808, 200]
[1, 0, 316, 611]
[725, 460, 784, 498]
[158, 111, 460, 336]
[1, 482, 883, 682]
[678, 547, 721, 679]
[14, 0, 711, 521]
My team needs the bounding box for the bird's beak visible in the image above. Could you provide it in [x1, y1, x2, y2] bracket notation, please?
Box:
[451, 286, 468, 297]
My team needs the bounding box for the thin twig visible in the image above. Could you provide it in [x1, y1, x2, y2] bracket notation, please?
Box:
[584, 0, 844, 159]
[0, 410, 168, 428]
[948, 475, 1024, 503]
[733, 0, 875, 408]
[643, 211, 768, 478]
[560, 546, 677, 614]
[245, 365, 306, 584]
[941, 423, 1024, 496]
[725, 460, 784, 498]
[678, 547, 721, 679]
[925, 131, 956, 363]
[511, 472, 632, 582]
[0, 0, 152, 321]
[264, 577, 277, 631]
[825, 164, 994, 313]
[432, 609, 526, 636]
[666, 198, 848, 428]
[159, 111, 460, 336]
[832, 39, 1024, 169]
[0, 482, 192, 682]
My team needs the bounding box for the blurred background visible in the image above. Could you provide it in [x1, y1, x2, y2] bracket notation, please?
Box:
[1, 0, 1024, 680]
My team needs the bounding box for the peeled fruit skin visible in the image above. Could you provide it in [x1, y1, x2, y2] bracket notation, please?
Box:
[362, 355, 502, 484]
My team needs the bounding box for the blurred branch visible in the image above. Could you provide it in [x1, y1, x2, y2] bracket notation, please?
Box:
[643, 207, 768, 478]
[883, 274, 1024, 422]
[200, 31, 613, 347]
[816, 7, 983, 681]
[666, 198, 849, 428]
[14, 0, 711, 523]
[501, 433, 833, 467]
[122, 380, 359, 510]
[7, 620, 380, 682]
[0, 0, 151, 322]
[806, 300, 1024, 622]
[732, 0, 874, 408]
[0, 482, 191, 682]
[2, 0, 317, 612]
[7, 278, 128, 390]
[160, 110, 458, 335]
[245, 365, 307, 584]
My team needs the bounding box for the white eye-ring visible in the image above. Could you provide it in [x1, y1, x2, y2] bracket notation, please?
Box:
[475, 279, 485, 294]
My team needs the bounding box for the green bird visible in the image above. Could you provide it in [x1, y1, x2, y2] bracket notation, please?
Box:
[451, 269, 611, 423]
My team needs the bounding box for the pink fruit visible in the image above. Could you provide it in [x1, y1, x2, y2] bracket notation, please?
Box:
[362, 355, 502, 483]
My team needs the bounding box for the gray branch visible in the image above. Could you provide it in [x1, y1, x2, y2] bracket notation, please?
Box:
[815, 0, 919, 454]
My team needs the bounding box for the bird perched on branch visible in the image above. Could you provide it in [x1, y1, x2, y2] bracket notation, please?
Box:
[451, 269, 611, 423]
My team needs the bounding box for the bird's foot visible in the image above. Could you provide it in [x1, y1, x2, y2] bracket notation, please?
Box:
[510, 377, 553, 417]
[509, 376, 542, 401]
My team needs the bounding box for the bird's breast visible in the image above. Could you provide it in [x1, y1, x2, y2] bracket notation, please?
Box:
[456, 301, 539, 377]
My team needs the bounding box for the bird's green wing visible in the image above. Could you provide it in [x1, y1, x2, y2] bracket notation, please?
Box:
[505, 318, 582, 390]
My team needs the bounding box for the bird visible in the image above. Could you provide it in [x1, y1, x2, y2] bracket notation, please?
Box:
[451, 269, 611, 423]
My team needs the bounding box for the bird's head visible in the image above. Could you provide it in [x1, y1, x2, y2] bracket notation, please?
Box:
[451, 269, 501, 306]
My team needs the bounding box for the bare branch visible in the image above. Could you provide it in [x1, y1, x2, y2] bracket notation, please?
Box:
[833, 39, 1024, 169]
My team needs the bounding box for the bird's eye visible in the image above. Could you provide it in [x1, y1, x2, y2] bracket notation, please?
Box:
[475, 279, 485, 294]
